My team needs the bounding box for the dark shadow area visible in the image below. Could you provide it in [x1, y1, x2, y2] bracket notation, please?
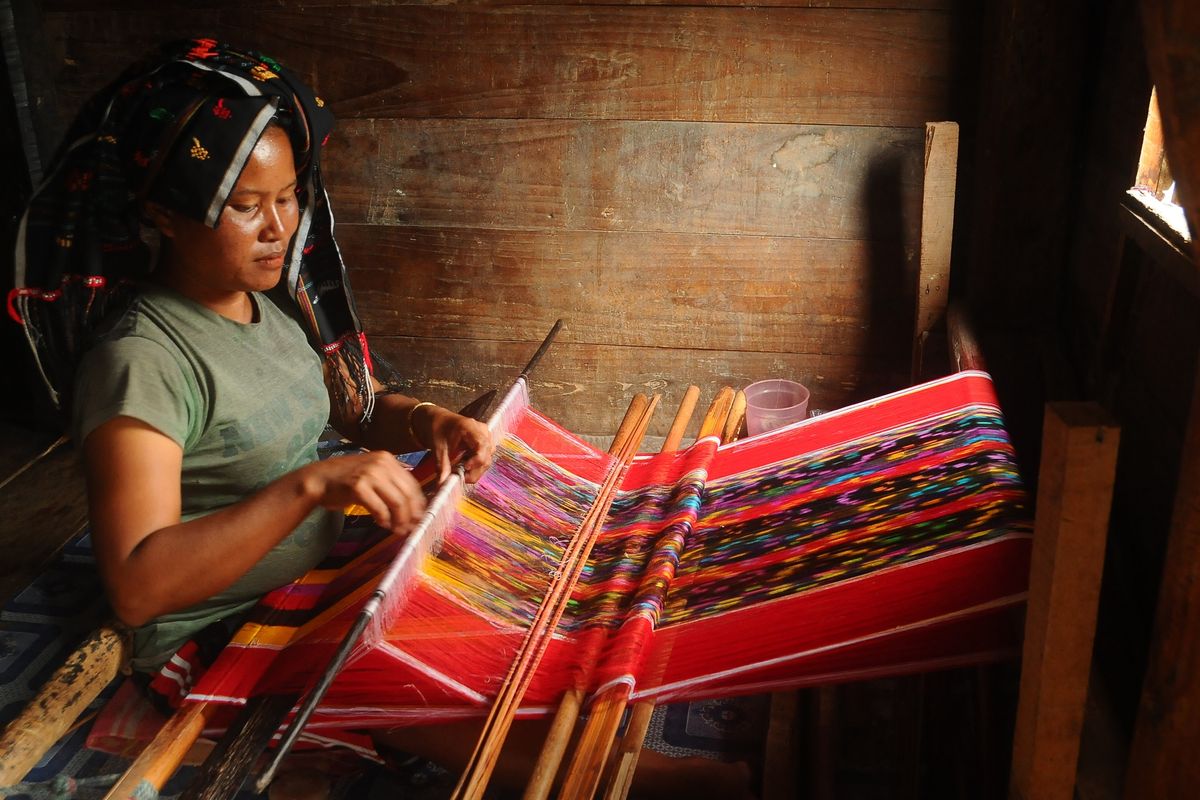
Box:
[861, 148, 914, 398]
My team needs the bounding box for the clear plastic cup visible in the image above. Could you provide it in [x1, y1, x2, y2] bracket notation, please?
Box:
[743, 379, 810, 436]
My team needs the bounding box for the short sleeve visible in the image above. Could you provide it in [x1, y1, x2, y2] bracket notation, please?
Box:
[72, 337, 196, 448]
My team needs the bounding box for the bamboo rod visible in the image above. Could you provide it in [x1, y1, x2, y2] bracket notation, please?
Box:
[102, 702, 212, 800]
[663, 386, 700, 453]
[459, 396, 657, 800]
[560, 388, 739, 800]
[723, 390, 747, 444]
[600, 388, 743, 800]
[523, 389, 700, 800]
[698, 387, 735, 440]
[453, 394, 659, 800]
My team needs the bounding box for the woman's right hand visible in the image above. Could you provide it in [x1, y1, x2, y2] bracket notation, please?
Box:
[302, 451, 426, 534]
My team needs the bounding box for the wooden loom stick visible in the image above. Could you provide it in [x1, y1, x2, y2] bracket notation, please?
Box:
[453, 393, 659, 800]
[102, 702, 212, 800]
[99, 386, 503, 800]
[523, 386, 702, 800]
[453, 394, 658, 800]
[559, 387, 740, 800]
[249, 323, 567, 795]
[723, 389, 747, 444]
[243, 390, 502, 797]
[601, 388, 744, 800]
[0, 624, 127, 788]
[600, 389, 746, 800]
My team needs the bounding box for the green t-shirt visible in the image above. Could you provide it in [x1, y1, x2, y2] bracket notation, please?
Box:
[73, 284, 343, 672]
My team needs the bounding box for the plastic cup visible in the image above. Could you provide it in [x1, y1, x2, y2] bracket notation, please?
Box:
[743, 379, 810, 436]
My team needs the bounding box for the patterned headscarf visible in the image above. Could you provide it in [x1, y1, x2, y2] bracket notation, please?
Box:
[9, 38, 376, 421]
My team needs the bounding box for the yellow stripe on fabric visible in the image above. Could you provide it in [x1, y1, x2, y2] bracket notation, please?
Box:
[229, 621, 299, 648]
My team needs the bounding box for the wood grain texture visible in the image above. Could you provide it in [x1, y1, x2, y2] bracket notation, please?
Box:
[1124, 355, 1200, 798]
[324, 119, 924, 239]
[1122, 3, 1200, 794]
[0, 444, 87, 605]
[370, 335, 901, 438]
[41, 6, 952, 128]
[339, 225, 911, 355]
[1010, 403, 1119, 800]
[911, 121, 957, 381]
[0, 625, 126, 787]
[45, 0, 956, 10]
[964, 0, 1095, 328]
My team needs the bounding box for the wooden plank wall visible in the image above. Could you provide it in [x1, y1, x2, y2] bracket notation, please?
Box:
[19, 0, 967, 437]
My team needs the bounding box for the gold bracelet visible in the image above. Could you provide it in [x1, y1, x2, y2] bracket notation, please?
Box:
[407, 401, 437, 447]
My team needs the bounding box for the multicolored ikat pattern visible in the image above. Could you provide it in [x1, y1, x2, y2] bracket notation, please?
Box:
[186, 372, 1033, 724]
[422, 394, 1030, 636]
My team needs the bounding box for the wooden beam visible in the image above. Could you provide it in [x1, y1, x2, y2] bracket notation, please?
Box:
[946, 301, 986, 373]
[912, 121, 958, 383]
[41, 6, 955, 129]
[1009, 403, 1119, 800]
[1123, 352, 1200, 796]
[1120, 3, 1200, 793]
[0, 625, 127, 787]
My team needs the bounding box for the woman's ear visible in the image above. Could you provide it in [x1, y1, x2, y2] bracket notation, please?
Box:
[143, 202, 176, 238]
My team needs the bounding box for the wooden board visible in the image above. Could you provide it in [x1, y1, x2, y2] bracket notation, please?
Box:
[1122, 2, 1200, 794]
[0, 445, 87, 605]
[44, 0, 956, 9]
[40, 6, 952, 130]
[1124, 354, 1200, 798]
[324, 119, 924, 239]
[1010, 403, 1119, 800]
[369, 336, 901, 438]
[964, 0, 1096, 328]
[911, 121, 957, 380]
[339, 225, 911, 355]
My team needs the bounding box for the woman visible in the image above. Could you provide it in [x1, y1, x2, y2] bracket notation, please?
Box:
[12, 39, 752, 799]
[9, 39, 491, 708]
[77, 121, 494, 686]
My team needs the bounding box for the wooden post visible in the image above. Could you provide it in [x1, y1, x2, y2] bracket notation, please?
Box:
[912, 121, 959, 383]
[0, 625, 127, 787]
[1123, 354, 1200, 797]
[1009, 403, 1119, 800]
[946, 301, 986, 373]
[1120, 2, 1200, 792]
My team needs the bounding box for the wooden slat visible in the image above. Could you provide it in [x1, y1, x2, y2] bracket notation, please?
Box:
[370, 336, 899, 438]
[0, 626, 126, 787]
[1123, 7, 1200, 786]
[1009, 403, 1119, 800]
[44, 0, 956, 10]
[42, 7, 952, 128]
[324, 119, 923, 238]
[340, 225, 910, 355]
[963, 0, 1097, 328]
[1123, 354, 1200, 797]
[0, 424, 61, 486]
[0, 444, 87, 604]
[911, 120, 957, 381]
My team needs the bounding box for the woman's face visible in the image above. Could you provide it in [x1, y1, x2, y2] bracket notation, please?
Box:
[155, 125, 300, 298]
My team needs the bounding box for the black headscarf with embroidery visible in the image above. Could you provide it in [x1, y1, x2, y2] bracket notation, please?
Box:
[9, 38, 378, 422]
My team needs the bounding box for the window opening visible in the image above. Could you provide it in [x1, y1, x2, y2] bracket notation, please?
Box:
[1130, 88, 1191, 245]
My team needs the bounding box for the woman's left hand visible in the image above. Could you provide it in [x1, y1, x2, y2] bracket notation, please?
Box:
[417, 405, 495, 484]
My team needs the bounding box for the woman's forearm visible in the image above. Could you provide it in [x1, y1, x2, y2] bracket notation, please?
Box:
[101, 465, 323, 626]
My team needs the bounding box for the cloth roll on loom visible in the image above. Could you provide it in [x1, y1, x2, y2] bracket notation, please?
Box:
[122, 368, 1032, 765]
